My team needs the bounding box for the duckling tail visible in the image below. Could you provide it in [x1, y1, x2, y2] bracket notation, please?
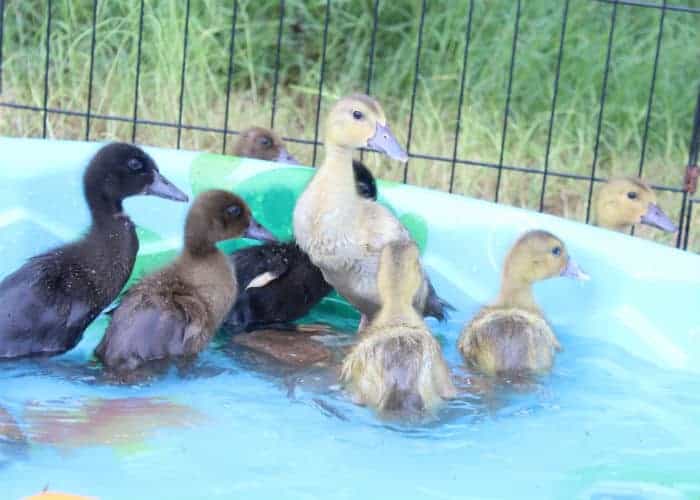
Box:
[424, 281, 455, 322]
[380, 337, 425, 415]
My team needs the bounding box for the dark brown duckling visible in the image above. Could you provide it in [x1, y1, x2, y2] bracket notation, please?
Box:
[95, 189, 276, 377]
[233, 126, 298, 163]
[0, 143, 188, 359]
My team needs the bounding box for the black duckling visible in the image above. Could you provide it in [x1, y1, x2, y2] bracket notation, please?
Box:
[224, 159, 378, 332]
[95, 189, 276, 376]
[233, 126, 298, 163]
[0, 143, 188, 359]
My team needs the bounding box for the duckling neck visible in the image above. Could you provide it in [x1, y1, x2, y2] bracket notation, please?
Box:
[373, 301, 424, 330]
[184, 237, 218, 259]
[317, 144, 358, 199]
[495, 279, 539, 313]
[86, 190, 125, 227]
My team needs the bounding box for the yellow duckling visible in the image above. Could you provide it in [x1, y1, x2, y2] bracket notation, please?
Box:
[341, 242, 455, 417]
[458, 230, 589, 376]
[293, 94, 450, 329]
[595, 177, 676, 233]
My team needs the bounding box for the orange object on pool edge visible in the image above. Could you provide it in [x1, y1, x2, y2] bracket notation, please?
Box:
[23, 492, 96, 500]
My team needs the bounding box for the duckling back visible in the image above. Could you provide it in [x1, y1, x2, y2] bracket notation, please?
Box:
[341, 242, 455, 417]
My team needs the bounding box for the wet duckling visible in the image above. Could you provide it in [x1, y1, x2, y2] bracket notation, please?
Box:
[233, 126, 298, 163]
[293, 94, 451, 329]
[595, 177, 677, 232]
[458, 230, 589, 376]
[0, 143, 188, 359]
[225, 159, 378, 332]
[95, 190, 276, 376]
[341, 242, 455, 417]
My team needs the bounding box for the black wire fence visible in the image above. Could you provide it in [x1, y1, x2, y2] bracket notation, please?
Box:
[0, 0, 699, 250]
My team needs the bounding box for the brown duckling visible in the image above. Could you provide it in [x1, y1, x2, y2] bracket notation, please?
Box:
[341, 242, 455, 418]
[293, 94, 451, 330]
[458, 230, 589, 377]
[95, 189, 276, 377]
[233, 126, 298, 163]
[594, 177, 677, 233]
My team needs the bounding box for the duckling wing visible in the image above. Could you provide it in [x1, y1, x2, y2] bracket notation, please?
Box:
[0, 254, 99, 358]
[230, 242, 295, 289]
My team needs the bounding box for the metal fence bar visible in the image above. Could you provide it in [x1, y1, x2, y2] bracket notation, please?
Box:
[41, 0, 53, 139]
[539, 0, 570, 212]
[175, 0, 192, 149]
[360, 0, 380, 162]
[270, 0, 285, 129]
[310, 0, 331, 167]
[594, 0, 700, 14]
[448, 0, 474, 193]
[678, 86, 700, 247]
[683, 199, 695, 250]
[0, 0, 5, 94]
[585, 0, 618, 224]
[403, 0, 427, 183]
[131, 0, 146, 143]
[222, 0, 239, 154]
[494, 0, 521, 203]
[84, 0, 98, 141]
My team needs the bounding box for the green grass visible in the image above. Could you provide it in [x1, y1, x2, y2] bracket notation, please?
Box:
[1, 0, 699, 250]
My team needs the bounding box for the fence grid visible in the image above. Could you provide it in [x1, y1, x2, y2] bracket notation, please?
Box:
[0, 0, 699, 250]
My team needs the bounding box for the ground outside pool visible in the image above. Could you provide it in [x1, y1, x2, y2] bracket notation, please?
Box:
[1, 138, 699, 500]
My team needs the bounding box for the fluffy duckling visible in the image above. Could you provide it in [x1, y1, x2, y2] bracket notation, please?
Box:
[225, 159, 378, 331]
[458, 230, 588, 376]
[341, 242, 455, 417]
[293, 94, 451, 329]
[233, 126, 298, 163]
[0, 143, 188, 359]
[595, 177, 677, 232]
[95, 189, 276, 376]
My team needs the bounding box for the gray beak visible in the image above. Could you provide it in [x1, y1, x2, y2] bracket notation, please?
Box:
[640, 203, 677, 232]
[367, 122, 409, 163]
[560, 258, 590, 281]
[144, 170, 189, 202]
[244, 217, 278, 243]
[276, 148, 299, 165]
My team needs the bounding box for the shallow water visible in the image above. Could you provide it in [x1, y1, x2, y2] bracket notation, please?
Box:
[2, 308, 699, 500]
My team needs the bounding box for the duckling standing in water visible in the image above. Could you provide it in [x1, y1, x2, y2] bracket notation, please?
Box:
[95, 190, 276, 377]
[341, 242, 455, 417]
[233, 126, 298, 164]
[0, 143, 188, 359]
[595, 177, 677, 233]
[293, 94, 452, 330]
[458, 230, 589, 377]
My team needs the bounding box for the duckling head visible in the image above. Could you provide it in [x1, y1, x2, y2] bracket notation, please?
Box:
[185, 189, 277, 255]
[233, 127, 297, 164]
[595, 177, 677, 232]
[502, 230, 589, 290]
[84, 142, 189, 210]
[376, 241, 423, 315]
[325, 94, 408, 162]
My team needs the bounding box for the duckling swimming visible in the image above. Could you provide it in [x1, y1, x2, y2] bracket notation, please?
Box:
[595, 177, 677, 232]
[225, 158, 378, 332]
[95, 189, 276, 377]
[458, 230, 589, 376]
[233, 126, 298, 163]
[341, 242, 455, 417]
[0, 143, 188, 359]
[293, 94, 451, 329]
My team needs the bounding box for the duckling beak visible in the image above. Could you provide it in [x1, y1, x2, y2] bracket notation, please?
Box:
[367, 123, 409, 163]
[640, 203, 677, 232]
[560, 258, 590, 281]
[244, 217, 278, 243]
[145, 170, 189, 202]
[276, 148, 299, 165]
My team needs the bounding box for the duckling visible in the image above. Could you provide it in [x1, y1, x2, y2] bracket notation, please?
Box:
[0, 143, 188, 359]
[293, 94, 451, 329]
[595, 177, 677, 232]
[233, 126, 298, 163]
[94, 189, 276, 376]
[458, 230, 589, 376]
[341, 242, 455, 417]
[225, 159, 378, 332]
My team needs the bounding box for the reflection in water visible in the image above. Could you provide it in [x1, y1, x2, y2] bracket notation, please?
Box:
[0, 405, 28, 468]
[24, 397, 205, 450]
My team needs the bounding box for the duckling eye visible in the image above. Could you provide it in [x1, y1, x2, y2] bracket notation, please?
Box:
[551, 246, 562, 256]
[259, 136, 272, 147]
[627, 191, 638, 200]
[226, 205, 242, 217]
[127, 158, 143, 171]
[352, 110, 363, 120]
